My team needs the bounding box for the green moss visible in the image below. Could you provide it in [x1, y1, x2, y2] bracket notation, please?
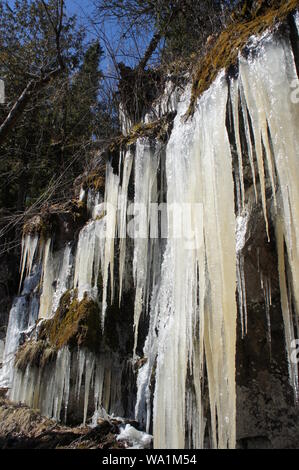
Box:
[187, 0, 299, 117]
[109, 112, 176, 153]
[39, 290, 102, 353]
[15, 290, 101, 372]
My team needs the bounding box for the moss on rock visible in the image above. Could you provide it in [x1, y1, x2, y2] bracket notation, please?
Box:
[23, 199, 87, 241]
[109, 112, 176, 153]
[39, 291, 102, 353]
[15, 340, 57, 372]
[187, 0, 299, 116]
[84, 172, 105, 192]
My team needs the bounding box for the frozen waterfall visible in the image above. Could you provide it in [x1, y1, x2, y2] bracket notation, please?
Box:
[1, 13, 299, 450]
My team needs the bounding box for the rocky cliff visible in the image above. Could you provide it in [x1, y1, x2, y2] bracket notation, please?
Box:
[0, 1, 299, 450]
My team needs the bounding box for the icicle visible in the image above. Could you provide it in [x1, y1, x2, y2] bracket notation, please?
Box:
[0, 297, 28, 387]
[83, 351, 95, 425]
[9, 346, 72, 422]
[276, 217, 298, 400]
[135, 282, 163, 434]
[39, 238, 53, 319]
[132, 139, 160, 356]
[0, 265, 40, 388]
[52, 244, 73, 313]
[52, 347, 71, 421]
[102, 366, 111, 411]
[79, 187, 86, 202]
[101, 164, 119, 327]
[237, 255, 248, 338]
[239, 81, 258, 202]
[236, 211, 249, 337]
[118, 150, 133, 304]
[238, 60, 270, 240]
[74, 217, 105, 301]
[76, 349, 86, 400]
[142, 74, 237, 450]
[0, 339, 4, 365]
[238, 57, 277, 213]
[19, 234, 39, 291]
[237, 34, 299, 395]
[63, 348, 71, 423]
[7, 22, 299, 446]
[195, 75, 236, 450]
[260, 271, 272, 349]
[39, 241, 73, 318]
[93, 358, 105, 421]
[231, 80, 245, 211]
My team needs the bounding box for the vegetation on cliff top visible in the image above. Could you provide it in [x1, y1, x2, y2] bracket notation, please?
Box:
[188, 0, 299, 115]
[109, 112, 177, 152]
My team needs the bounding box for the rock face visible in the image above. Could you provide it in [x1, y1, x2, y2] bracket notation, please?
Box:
[0, 249, 19, 342]
[236, 199, 299, 448]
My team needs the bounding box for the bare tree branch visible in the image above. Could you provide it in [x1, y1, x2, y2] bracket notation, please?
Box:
[0, 66, 62, 147]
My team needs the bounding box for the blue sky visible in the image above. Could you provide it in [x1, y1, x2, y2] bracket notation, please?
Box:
[65, 0, 93, 16]
[64, 0, 155, 71]
[65, 0, 94, 38]
[5, 0, 155, 82]
[64, 0, 129, 83]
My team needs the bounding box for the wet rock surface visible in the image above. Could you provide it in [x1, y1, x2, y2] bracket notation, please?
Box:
[0, 250, 19, 340]
[236, 198, 299, 448]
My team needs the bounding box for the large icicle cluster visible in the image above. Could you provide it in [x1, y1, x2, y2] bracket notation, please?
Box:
[135, 23, 299, 448]
[132, 140, 161, 355]
[40, 241, 73, 319]
[136, 76, 237, 449]
[230, 31, 299, 400]
[0, 178, 133, 422]
[0, 259, 40, 388]
[10, 347, 125, 424]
